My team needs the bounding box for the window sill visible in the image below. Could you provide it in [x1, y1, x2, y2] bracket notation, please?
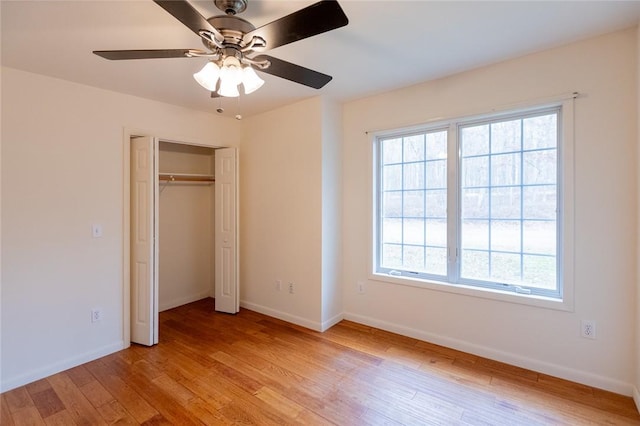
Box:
[369, 272, 573, 312]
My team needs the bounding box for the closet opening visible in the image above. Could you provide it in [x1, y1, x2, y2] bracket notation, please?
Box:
[158, 141, 216, 314]
[126, 135, 238, 347]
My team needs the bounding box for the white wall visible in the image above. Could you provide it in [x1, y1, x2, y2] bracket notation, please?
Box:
[239, 97, 325, 329]
[1, 67, 241, 391]
[239, 96, 344, 331]
[321, 98, 343, 329]
[158, 143, 215, 312]
[342, 28, 637, 394]
[636, 25, 640, 409]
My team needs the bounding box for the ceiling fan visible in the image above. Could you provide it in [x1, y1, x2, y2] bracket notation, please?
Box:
[93, 0, 349, 98]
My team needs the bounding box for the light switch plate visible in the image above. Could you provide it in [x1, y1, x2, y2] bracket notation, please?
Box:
[92, 224, 103, 238]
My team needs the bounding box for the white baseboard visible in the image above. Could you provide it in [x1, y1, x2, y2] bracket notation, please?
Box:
[343, 311, 634, 396]
[321, 312, 344, 332]
[634, 386, 640, 413]
[240, 300, 323, 331]
[1, 340, 125, 393]
[159, 292, 211, 312]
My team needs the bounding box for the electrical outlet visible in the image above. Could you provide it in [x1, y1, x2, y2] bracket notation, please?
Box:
[357, 281, 366, 294]
[581, 320, 596, 339]
[275, 280, 282, 291]
[91, 309, 102, 323]
[288, 282, 294, 294]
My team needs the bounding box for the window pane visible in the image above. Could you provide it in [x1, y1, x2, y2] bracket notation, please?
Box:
[426, 159, 446, 189]
[382, 138, 402, 164]
[523, 254, 556, 290]
[523, 149, 556, 185]
[461, 125, 489, 157]
[491, 119, 521, 153]
[523, 185, 556, 219]
[523, 220, 556, 255]
[403, 245, 424, 271]
[403, 218, 424, 245]
[403, 190, 424, 217]
[426, 131, 448, 160]
[425, 189, 446, 218]
[523, 114, 557, 150]
[491, 187, 521, 219]
[462, 188, 489, 219]
[461, 250, 489, 280]
[383, 164, 402, 190]
[461, 220, 489, 250]
[404, 162, 424, 190]
[491, 252, 521, 283]
[459, 109, 559, 292]
[382, 244, 402, 268]
[381, 218, 402, 244]
[425, 219, 447, 246]
[382, 191, 402, 217]
[425, 247, 447, 276]
[378, 130, 448, 280]
[462, 156, 489, 188]
[491, 152, 521, 186]
[490, 220, 521, 252]
[404, 134, 425, 162]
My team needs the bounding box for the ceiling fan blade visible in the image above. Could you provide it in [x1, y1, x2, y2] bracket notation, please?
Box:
[253, 55, 332, 89]
[243, 0, 348, 51]
[93, 49, 203, 60]
[153, 0, 224, 44]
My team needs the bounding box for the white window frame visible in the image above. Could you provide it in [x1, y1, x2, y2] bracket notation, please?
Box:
[369, 99, 575, 311]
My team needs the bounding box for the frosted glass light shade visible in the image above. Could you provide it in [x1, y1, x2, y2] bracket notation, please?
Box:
[194, 56, 265, 97]
[193, 62, 220, 91]
[242, 66, 264, 94]
[218, 74, 240, 97]
[224, 65, 243, 85]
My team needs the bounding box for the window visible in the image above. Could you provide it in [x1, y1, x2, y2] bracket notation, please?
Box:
[374, 105, 569, 302]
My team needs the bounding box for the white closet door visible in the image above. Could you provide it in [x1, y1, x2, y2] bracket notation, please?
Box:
[130, 136, 158, 345]
[214, 148, 239, 313]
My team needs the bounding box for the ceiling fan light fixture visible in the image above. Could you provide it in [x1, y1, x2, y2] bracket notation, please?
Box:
[193, 61, 220, 92]
[218, 74, 240, 97]
[241, 65, 264, 94]
[94, 0, 349, 103]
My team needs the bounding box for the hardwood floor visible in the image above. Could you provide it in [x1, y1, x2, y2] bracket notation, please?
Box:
[2, 298, 639, 425]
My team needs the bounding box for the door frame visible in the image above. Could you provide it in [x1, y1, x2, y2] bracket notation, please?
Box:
[122, 128, 236, 347]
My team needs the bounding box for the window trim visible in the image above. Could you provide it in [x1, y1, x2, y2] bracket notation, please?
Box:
[368, 98, 575, 312]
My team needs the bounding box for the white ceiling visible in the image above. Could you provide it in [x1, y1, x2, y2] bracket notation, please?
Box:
[2, 0, 640, 119]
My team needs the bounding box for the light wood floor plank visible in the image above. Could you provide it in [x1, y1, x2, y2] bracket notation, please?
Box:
[83, 359, 160, 424]
[10, 406, 45, 426]
[2, 298, 639, 425]
[46, 372, 107, 426]
[1, 395, 17, 426]
[42, 409, 77, 426]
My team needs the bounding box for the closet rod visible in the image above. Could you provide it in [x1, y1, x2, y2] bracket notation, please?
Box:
[159, 173, 215, 183]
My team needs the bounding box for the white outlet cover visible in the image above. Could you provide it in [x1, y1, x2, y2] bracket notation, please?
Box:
[91, 309, 102, 323]
[581, 320, 596, 339]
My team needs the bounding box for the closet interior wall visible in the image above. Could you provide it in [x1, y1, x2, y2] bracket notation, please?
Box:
[158, 141, 215, 311]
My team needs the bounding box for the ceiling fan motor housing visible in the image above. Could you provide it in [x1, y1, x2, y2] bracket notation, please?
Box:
[214, 0, 247, 15]
[204, 15, 255, 49]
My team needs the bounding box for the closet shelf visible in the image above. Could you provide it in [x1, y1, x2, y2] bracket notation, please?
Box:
[159, 173, 215, 183]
